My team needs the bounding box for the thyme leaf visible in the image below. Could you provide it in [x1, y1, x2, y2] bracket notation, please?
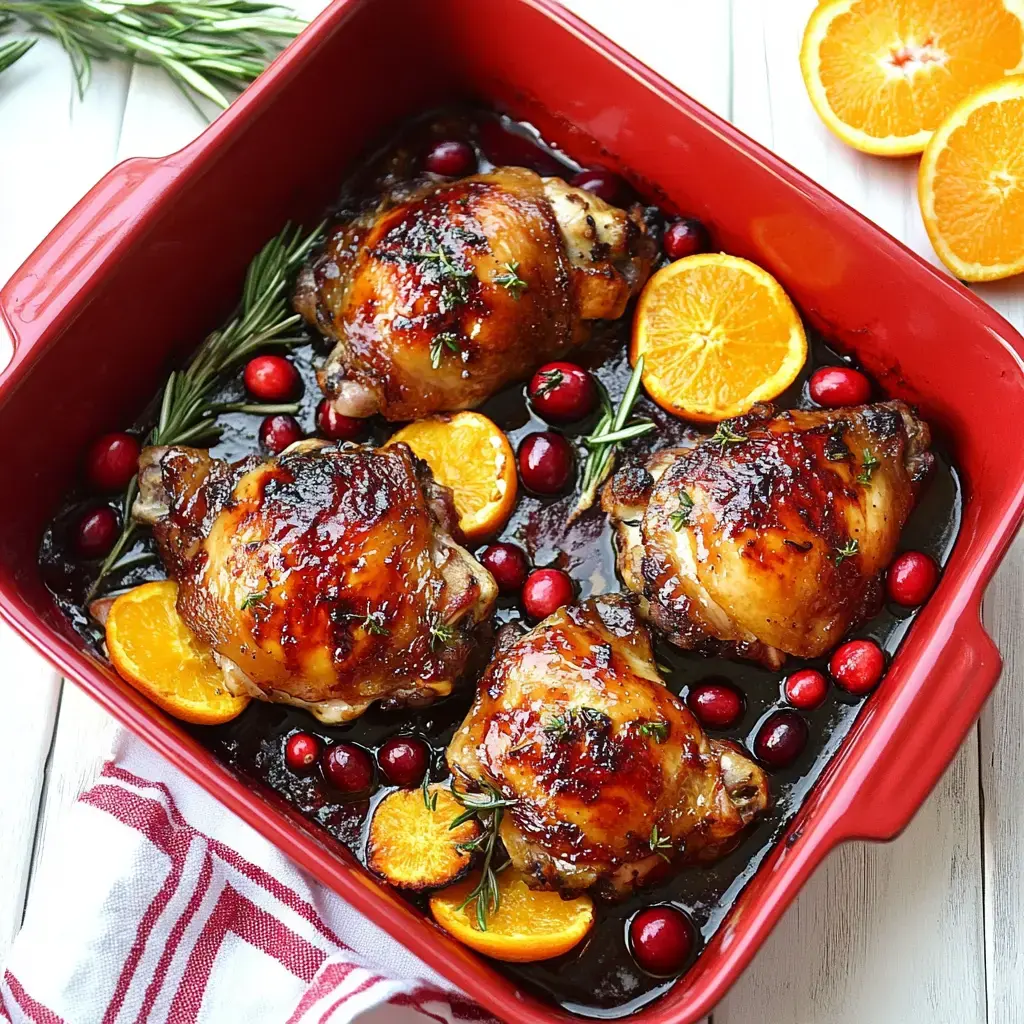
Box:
[532, 368, 564, 398]
[649, 824, 673, 863]
[494, 260, 527, 298]
[637, 720, 670, 743]
[669, 492, 694, 531]
[856, 448, 880, 484]
[429, 618, 458, 651]
[240, 590, 267, 611]
[429, 330, 463, 370]
[709, 423, 747, 453]
[834, 538, 860, 566]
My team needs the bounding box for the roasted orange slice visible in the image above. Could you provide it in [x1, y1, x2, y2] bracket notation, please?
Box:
[919, 75, 1024, 281]
[430, 870, 594, 962]
[367, 786, 480, 890]
[106, 580, 248, 725]
[801, 0, 1024, 155]
[631, 254, 806, 422]
[389, 411, 516, 542]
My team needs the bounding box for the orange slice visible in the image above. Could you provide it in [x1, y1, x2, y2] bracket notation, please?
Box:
[106, 580, 248, 725]
[430, 870, 594, 962]
[389, 412, 516, 542]
[801, 0, 1024, 156]
[919, 75, 1024, 281]
[367, 786, 479, 890]
[631, 254, 807, 422]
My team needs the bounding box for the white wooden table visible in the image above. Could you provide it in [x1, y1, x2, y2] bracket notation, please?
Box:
[1, 2, 1022, 1021]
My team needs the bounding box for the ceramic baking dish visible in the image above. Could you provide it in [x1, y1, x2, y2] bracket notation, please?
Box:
[3, 1, 1024, 1020]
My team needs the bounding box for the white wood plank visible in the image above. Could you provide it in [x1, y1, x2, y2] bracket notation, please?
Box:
[717, 2, 987, 1022]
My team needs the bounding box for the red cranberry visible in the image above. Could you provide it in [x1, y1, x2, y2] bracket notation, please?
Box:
[570, 167, 626, 205]
[687, 681, 744, 730]
[378, 736, 429, 787]
[808, 366, 871, 408]
[316, 399, 364, 442]
[479, 542, 530, 593]
[663, 218, 710, 260]
[887, 551, 938, 607]
[528, 362, 598, 423]
[830, 639, 885, 695]
[424, 139, 476, 177]
[244, 354, 300, 402]
[284, 732, 321, 773]
[260, 414, 303, 454]
[754, 710, 808, 769]
[629, 906, 694, 975]
[517, 431, 575, 495]
[522, 568, 574, 620]
[784, 668, 828, 710]
[75, 506, 119, 559]
[322, 743, 374, 794]
[85, 432, 140, 492]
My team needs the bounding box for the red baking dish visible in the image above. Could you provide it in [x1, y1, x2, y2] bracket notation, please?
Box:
[3, 1, 1024, 1020]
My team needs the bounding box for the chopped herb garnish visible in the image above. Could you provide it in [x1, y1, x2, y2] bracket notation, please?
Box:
[533, 368, 564, 398]
[649, 824, 673, 863]
[709, 423, 747, 453]
[856, 449, 880, 484]
[669, 492, 694, 531]
[494, 260, 527, 298]
[543, 706, 610, 742]
[637, 720, 670, 743]
[429, 619, 458, 650]
[834, 539, 860, 565]
[360, 609, 389, 636]
[429, 330, 463, 370]
[413, 236, 475, 313]
[240, 590, 267, 611]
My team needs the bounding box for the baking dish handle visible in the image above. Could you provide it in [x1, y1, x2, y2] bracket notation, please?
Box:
[0, 156, 180, 382]
[832, 602, 999, 842]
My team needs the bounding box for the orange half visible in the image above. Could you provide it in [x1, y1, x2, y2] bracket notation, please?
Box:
[631, 253, 806, 422]
[801, 0, 1024, 155]
[919, 75, 1024, 281]
[389, 411, 517, 542]
[106, 580, 249, 725]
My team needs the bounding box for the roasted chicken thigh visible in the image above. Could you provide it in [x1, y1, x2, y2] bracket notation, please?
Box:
[603, 401, 933, 668]
[132, 439, 497, 722]
[447, 596, 769, 899]
[295, 167, 655, 421]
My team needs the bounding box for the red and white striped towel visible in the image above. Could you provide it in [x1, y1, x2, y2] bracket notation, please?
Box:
[1, 733, 499, 1024]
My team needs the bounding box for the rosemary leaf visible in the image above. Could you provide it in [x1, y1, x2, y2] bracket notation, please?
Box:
[0, 37, 35, 75]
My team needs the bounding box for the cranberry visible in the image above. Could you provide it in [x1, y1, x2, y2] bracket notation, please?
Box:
[570, 167, 627, 205]
[378, 736, 429, 787]
[687, 681, 745, 730]
[528, 362, 598, 423]
[663, 218, 710, 260]
[244, 354, 300, 402]
[784, 668, 828, 710]
[517, 431, 575, 495]
[479, 542, 530, 593]
[754, 710, 809, 769]
[260, 414, 303, 454]
[322, 743, 374, 794]
[808, 366, 871, 408]
[830, 639, 885, 695]
[629, 906, 694, 975]
[85, 432, 140, 492]
[424, 139, 476, 177]
[887, 551, 938, 607]
[75, 506, 119, 559]
[284, 732, 321, 773]
[522, 568, 574, 620]
[316, 399, 364, 442]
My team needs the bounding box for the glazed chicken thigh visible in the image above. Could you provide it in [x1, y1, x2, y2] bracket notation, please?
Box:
[295, 167, 655, 421]
[603, 401, 933, 668]
[447, 596, 769, 899]
[132, 439, 497, 722]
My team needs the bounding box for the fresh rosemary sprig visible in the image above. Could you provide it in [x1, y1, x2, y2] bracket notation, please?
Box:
[493, 260, 527, 298]
[86, 220, 323, 604]
[856, 448, 880, 484]
[450, 781, 517, 931]
[0, 1, 305, 107]
[833, 539, 860, 566]
[708, 423, 747, 453]
[649, 823, 673, 863]
[569, 356, 655, 521]
[429, 330, 463, 370]
[429, 618, 458, 650]
[0, 36, 34, 74]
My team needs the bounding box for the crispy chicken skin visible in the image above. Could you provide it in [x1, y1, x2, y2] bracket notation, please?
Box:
[294, 167, 655, 421]
[132, 439, 497, 723]
[602, 401, 933, 668]
[446, 596, 769, 899]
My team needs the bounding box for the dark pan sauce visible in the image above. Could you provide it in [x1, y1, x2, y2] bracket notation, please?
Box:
[39, 109, 962, 1018]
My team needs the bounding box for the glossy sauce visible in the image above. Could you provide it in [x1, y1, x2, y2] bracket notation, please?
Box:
[38, 109, 962, 1018]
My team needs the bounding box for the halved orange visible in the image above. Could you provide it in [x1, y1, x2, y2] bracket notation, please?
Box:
[801, 0, 1024, 156]
[430, 870, 594, 962]
[631, 254, 807, 422]
[389, 411, 516, 542]
[106, 580, 249, 725]
[919, 75, 1024, 281]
